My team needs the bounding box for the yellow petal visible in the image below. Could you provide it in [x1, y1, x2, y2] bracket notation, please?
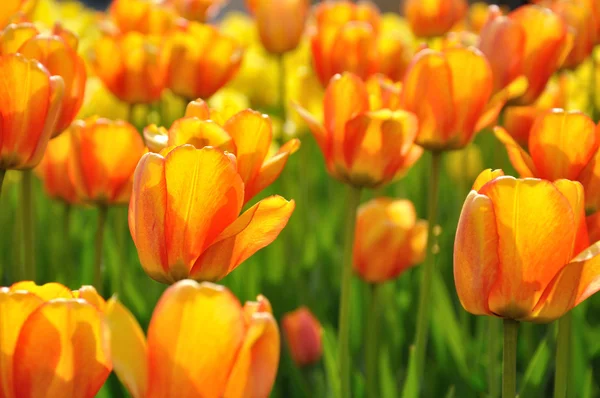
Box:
[472, 168, 504, 192]
[494, 126, 537, 177]
[10, 281, 73, 300]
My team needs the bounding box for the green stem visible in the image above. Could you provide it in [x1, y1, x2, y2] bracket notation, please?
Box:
[554, 312, 572, 398]
[366, 283, 382, 398]
[0, 169, 5, 198]
[94, 206, 108, 294]
[405, 151, 443, 392]
[489, 317, 500, 398]
[62, 204, 72, 286]
[21, 170, 35, 281]
[503, 319, 519, 398]
[338, 185, 362, 398]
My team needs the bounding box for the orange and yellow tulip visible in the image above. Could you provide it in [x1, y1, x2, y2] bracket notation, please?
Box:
[246, 0, 309, 54]
[454, 169, 600, 322]
[166, 0, 228, 22]
[495, 109, 600, 211]
[0, 54, 64, 171]
[295, 72, 422, 188]
[67, 117, 146, 205]
[91, 32, 166, 104]
[0, 282, 111, 398]
[144, 99, 300, 203]
[36, 133, 78, 204]
[108, 0, 177, 35]
[550, 0, 596, 69]
[161, 21, 243, 100]
[129, 145, 295, 283]
[404, 0, 467, 38]
[0, 23, 86, 136]
[353, 198, 427, 283]
[401, 47, 507, 151]
[0, 0, 36, 29]
[106, 279, 279, 398]
[282, 307, 323, 367]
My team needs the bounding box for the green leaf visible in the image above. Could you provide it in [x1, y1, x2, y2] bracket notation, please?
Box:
[379, 344, 399, 398]
[519, 332, 553, 398]
[323, 326, 341, 398]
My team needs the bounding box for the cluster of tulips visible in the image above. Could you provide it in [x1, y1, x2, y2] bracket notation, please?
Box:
[1, 0, 600, 396]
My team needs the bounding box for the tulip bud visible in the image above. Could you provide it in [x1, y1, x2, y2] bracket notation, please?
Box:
[404, 0, 467, 38]
[282, 307, 323, 367]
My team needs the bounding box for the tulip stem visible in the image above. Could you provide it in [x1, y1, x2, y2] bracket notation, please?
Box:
[366, 283, 382, 398]
[554, 312, 571, 398]
[94, 205, 108, 294]
[63, 204, 72, 286]
[403, 151, 442, 396]
[21, 170, 35, 281]
[338, 185, 362, 398]
[502, 319, 519, 398]
[489, 317, 500, 398]
[0, 169, 5, 198]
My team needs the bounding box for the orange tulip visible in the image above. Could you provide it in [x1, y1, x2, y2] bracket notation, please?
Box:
[67, 117, 146, 206]
[91, 32, 166, 104]
[166, 0, 228, 22]
[404, 0, 467, 38]
[550, 0, 596, 69]
[129, 145, 295, 283]
[144, 99, 300, 203]
[36, 133, 78, 204]
[246, 0, 309, 54]
[108, 0, 178, 35]
[0, 54, 64, 171]
[0, 282, 111, 398]
[587, 211, 600, 245]
[495, 109, 600, 211]
[282, 307, 323, 367]
[106, 279, 279, 398]
[454, 169, 600, 322]
[295, 72, 422, 188]
[401, 47, 508, 151]
[0, 0, 36, 29]
[161, 21, 243, 100]
[0, 23, 86, 136]
[353, 198, 427, 283]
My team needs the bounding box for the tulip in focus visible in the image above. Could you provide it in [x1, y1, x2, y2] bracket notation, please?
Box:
[404, 0, 467, 38]
[353, 198, 427, 283]
[455, 169, 600, 322]
[282, 307, 323, 367]
[166, 0, 228, 22]
[67, 117, 146, 205]
[0, 282, 111, 397]
[108, 0, 177, 35]
[36, 133, 78, 204]
[106, 279, 279, 397]
[129, 145, 295, 283]
[0, 54, 63, 171]
[295, 72, 422, 188]
[495, 109, 600, 211]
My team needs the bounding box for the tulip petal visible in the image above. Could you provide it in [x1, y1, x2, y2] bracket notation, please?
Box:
[552, 179, 589, 256]
[472, 169, 504, 192]
[73, 286, 106, 312]
[13, 299, 111, 398]
[184, 99, 211, 119]
[146, 280, 246, 398]
[168, 118, 235, 152]
[191, 196, 295, 281]
[330, 22, 378, 81]
[293, 103, 329, 156]
[105, 298, 148, 398]
[502, 105, 542, 146]
[10, 281, 73, 300]
[494, 126, 537, 177]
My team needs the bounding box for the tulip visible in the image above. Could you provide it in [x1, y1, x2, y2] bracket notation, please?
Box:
[106, 279, 279, 398]
[495, 109, 600, 211]
[129, 145, 295, 284]
[144, 100, 300, 203]
[404, 0, 467, 38]
[108, 0, 177, 35]
[166, 0, 228, 22]
[402, 46, 509, 151]
[91, 32, 166, 104]
[282, 307, 323, 367]
[551, 0, 596, 69]
[0, 282, 111, 398]
[0, 23, 86, 136]
[246, 0, 309, 54]
[36, 133, 78, 204]
[295, 72, 422, 188]
[0, 0, 36, 29]
[353, 198, 427, 283]
[161, 21, 243, 100]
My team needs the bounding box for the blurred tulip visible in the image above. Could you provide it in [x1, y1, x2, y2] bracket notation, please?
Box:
[129, 145, 295, 283]
[402, 47, 509, 151]
[455, 169, 600, 322]
[91, 32, 166, 104]
[246, 0, 309, 54]
[36, 133, 78, 204]
[404, 0, 467, 38]
[0, 282, 111, 398]
[0, 23, 86, 136]
[166, 0, 228, 22]
[445, 144, 484, 185]
[495, 109, 600, 211]
[162, 21, 243, 100]
[282, 307, 323, 367]
[353, 198, 427, 283]
[0, 54, 64, 171]
[550, 0, 596, 69]
[67, 117, 146, 205]
[144, 99, 300, 203]
[376, 13, 415, 81]
[109, 0, 177, 35]
[0, 0, 36, 29]
[106, 279, 279, 398]
[295, 72, 422, 188]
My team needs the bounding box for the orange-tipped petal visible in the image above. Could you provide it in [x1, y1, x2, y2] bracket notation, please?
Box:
[587, 212, 600, 244]
[36, 132, 79, 203]
[73, 286, 106, 312]
[13, 299, 111, 398]
[184, 98, 211, 119]
[146, 280, 246, 398]
[471, 168, 504, 192]
[502, 105, 541, 146]
[191, 196, 295, 281]
[494, 126, 537, 177]
[552, 179, 589, 257]
[293, 103, 328, 155]
[106, 297, 148, 398]
[330, 22, 378, 81]
[168, 118, 235, 152]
